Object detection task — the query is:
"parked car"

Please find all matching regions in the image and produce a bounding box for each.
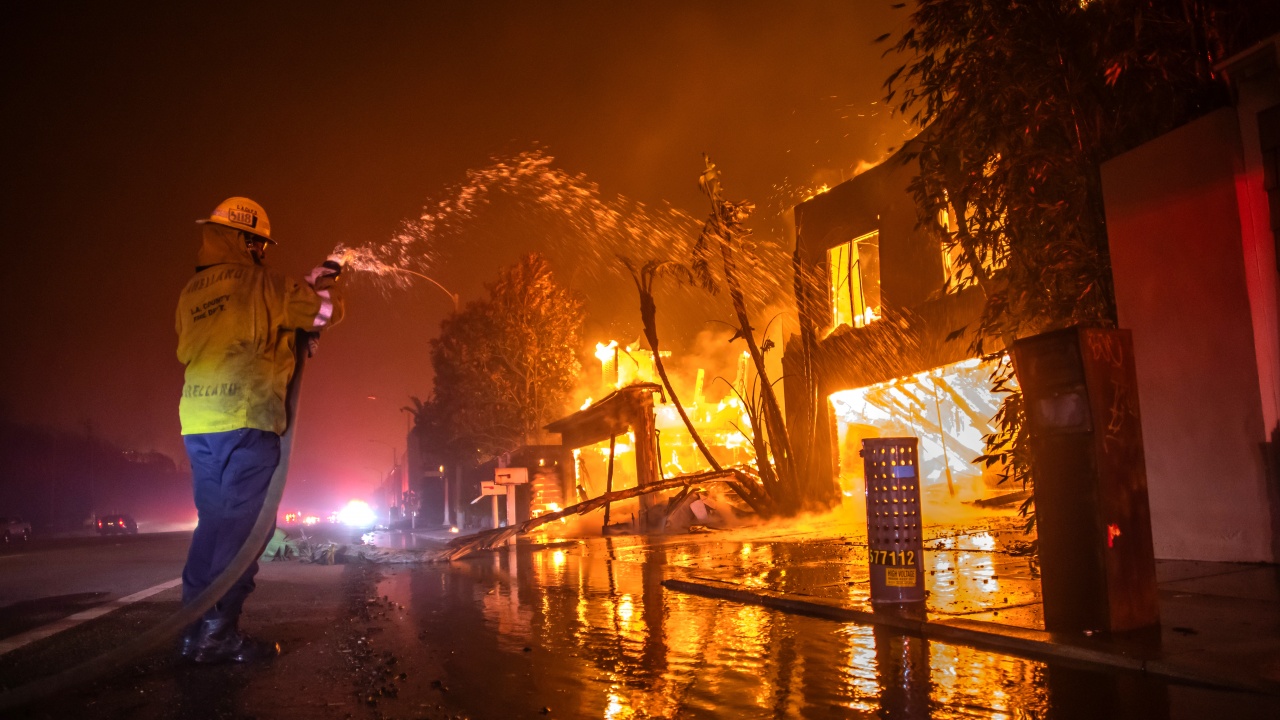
[96,514,138,536]
[1,516,32,543]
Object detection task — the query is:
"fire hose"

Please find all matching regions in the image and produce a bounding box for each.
[0,330,314,711]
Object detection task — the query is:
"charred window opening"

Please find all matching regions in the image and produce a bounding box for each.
[938,207,1006,292]
[828,230,881,329]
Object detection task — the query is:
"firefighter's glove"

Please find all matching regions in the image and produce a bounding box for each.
[307,260,343,291]
[305,331,321,358]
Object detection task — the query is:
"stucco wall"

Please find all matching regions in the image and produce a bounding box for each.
[793,144,985,393]
[1102,107,1275,562]
[794,145,944,321]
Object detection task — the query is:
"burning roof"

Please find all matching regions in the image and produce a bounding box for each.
[545,383,662,449]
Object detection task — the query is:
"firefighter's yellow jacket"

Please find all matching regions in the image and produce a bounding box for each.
[177,224,344,435]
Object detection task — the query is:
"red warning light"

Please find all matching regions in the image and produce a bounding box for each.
[1107,523,1122,548]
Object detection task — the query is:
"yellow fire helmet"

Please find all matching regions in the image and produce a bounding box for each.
[197,196,275,243]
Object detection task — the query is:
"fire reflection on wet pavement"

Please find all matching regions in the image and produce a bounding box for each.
[353,515,1280,718]
[366,529,1062,719]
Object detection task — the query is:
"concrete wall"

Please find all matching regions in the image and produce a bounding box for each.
[1225,39,1280,455]
[1103,107,1275,562]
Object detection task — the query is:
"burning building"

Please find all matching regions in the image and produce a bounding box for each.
[536,341,764,531]
[411,337,763,533]
[784,145,1014,513]
[783,33,1280,566]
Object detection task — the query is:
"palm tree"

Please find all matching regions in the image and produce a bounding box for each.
[692,156,808,514]
[618,257,722,474]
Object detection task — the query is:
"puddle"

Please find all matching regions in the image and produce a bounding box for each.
[358,533,1275,718]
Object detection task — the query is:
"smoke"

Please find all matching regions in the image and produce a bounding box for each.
[142,518,200,534]
[667,327,752,403]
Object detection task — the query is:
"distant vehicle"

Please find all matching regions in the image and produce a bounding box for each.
[97,514,138,536]
[1,517,32,543]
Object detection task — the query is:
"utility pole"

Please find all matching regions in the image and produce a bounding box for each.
[369,439,400,520]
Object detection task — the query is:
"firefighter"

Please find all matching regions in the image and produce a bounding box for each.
[176,197,344,663]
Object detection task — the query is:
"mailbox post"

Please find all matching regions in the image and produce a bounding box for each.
[494,467,529,535]
[479,479,506,529]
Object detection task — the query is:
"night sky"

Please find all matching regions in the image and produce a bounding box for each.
[2,1,908,511]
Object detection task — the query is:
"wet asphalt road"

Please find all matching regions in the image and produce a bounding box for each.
[0,532,190,639]
[2,529,1278,718]
[353,536,1279,719]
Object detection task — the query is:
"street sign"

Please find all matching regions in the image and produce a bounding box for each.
[494,467,528,485]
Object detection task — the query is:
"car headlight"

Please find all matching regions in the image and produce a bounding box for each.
[337,500,377,528]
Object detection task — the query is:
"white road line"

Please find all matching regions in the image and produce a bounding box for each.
[0,577,182,656]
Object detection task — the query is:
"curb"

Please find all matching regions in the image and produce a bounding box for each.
[661,577,1280,696]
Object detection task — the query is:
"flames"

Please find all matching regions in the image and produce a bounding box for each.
[595,340,672,390]
[594,340,618,364]
[572,340,763,497]
[856,306,881,328]
[829,357,1011,507]
[801,183,831,202]
[564,337,1004,523]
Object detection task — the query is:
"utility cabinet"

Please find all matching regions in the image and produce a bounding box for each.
[861,437,926,606]
[1011,326,1159,633]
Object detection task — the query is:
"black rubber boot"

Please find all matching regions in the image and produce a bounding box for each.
[178,620,202,660]
[190,615,280,664]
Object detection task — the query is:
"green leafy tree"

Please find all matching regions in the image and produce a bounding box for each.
[883,0,1275,524]
[430,253,584,460]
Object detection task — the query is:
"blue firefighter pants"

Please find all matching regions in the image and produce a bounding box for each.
[181,428,280,620]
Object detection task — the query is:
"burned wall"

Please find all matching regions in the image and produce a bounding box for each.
[794,149,943,334]
[792,145,986,394]
[788,145,991,501]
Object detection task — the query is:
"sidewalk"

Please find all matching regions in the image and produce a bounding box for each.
[657,519,1280,695]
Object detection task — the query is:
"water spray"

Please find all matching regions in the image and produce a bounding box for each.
[328,246,459,310]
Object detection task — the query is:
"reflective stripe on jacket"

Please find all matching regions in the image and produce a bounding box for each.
[176,224,344,435]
